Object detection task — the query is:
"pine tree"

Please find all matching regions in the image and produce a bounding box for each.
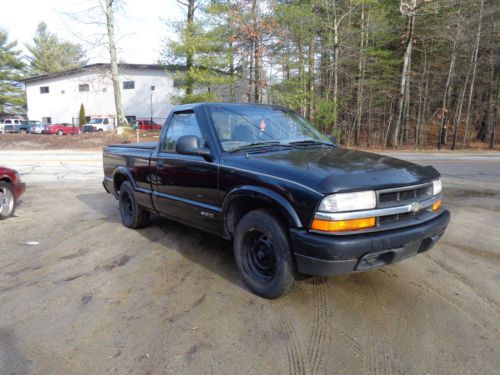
[0,29,25,114]
[79,103,86,126]
[162,0,233,103]
[25,22,86,75]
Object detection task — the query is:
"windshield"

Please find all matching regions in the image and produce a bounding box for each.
[88,118,104,124]
[208,105,331,151]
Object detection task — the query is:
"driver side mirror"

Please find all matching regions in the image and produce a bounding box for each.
[175,135,212,160]
[328,134,338,146]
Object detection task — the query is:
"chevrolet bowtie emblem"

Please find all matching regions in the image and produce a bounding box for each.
[410,201,422,214]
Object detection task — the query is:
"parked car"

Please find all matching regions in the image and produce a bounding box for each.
[0,166,26,219]
[31,122,49,134]
[103,103,450,299]
[0,119,22,133]
[136,119,162,131]
[42,123,81,135]
[83,117,114,132]
[20,120,44,134]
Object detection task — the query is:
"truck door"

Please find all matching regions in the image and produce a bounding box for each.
[151,110,221,234]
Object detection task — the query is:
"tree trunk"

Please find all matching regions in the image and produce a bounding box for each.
[392,15,414,147]
[306,33,315,120]
[185,0,195,96]
[252,0,260,104]
[463,0,484,147]
[355,3,366,145]
[438,35,458,149]
[332,2,339,130]
[105,0,127,128]
[451,64,471,150]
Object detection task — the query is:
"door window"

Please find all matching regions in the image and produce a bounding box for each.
[162,112,202,152]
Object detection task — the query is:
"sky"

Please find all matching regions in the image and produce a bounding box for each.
[0,0,186,65]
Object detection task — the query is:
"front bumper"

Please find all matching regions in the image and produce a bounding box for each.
[291,210,450,276]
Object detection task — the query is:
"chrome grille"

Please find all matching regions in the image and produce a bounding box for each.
[376,182,435,228]
[377,183,433,209]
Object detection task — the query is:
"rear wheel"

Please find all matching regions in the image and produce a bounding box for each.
[57,130,64,136]
[20,129,27,134]
[0,182,16,220]
[118,181,149,228]
[234,210,296,299]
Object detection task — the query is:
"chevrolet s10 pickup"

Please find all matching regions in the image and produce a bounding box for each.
[103,103,450,298]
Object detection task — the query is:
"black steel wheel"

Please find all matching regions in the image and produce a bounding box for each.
[118,181,150,229]
[234,209,296,299]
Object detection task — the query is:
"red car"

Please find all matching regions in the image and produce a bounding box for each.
[42,123,81,135]
[136,119,162,131]
[0,166,26,219]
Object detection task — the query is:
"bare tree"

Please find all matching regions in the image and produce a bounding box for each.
[462,0,484,147]
[105,0,127,127]
[392,0,417,147]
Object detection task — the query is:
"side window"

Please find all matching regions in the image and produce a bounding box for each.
[5,120,12,124]
[103,118,109,124]
[163,112,202,152]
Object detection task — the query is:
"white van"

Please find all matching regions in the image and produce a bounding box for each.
[0,119,22,133]
[82,117,115,133]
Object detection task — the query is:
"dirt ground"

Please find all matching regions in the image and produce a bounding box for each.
[0,132,160,150]
[0,153,499,374]
[0,132,496,152]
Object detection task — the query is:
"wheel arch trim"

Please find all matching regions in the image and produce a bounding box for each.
[222,186,303,231]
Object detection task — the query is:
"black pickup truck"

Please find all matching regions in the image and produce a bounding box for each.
[103,103,450,298]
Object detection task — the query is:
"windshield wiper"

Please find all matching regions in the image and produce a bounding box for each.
[230,141,286,153]
[287,140,336,147]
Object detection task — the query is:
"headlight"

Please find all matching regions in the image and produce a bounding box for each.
[318,191,376,212]
[432,179,442,195]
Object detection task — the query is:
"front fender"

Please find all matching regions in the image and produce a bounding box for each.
[222,186,303,229]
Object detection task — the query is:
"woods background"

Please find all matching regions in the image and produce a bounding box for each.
[1,0,498,150]
[163,0,499,149]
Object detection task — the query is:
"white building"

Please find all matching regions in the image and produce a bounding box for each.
[23,63,199,125]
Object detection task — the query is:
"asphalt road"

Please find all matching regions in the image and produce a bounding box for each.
[1,150,499,374]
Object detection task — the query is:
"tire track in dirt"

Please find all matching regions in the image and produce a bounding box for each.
[272,299,309,375]
[306,277,331,374]
[428,255,500,313]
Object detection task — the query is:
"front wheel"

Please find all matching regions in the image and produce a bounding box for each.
[234,210,296,299]
[0,182,16,220]
[118,181,149,228]
[57,130,64,136]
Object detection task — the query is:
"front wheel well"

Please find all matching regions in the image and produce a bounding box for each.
[225,197,292,239]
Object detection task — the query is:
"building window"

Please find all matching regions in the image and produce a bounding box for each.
[123,81,135,89]
[40,86,49,94]
[102,87,107,92]
[61,90,65,94]
[42,117,52,124]
[79,84,89,92]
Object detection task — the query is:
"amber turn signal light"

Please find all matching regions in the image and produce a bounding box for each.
[432,199,442,211]
[311,217,376,232]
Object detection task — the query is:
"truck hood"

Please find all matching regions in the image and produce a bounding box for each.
[223,147,440,194]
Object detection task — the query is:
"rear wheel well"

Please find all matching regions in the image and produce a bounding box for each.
[113,173,128,194]
[226,197,291,239]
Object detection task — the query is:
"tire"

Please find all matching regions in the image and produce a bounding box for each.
[0,182,16,220]
[57,130,64,136]
[234,209,296,299]
[20,129,27,134]
[118,181,149,228]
